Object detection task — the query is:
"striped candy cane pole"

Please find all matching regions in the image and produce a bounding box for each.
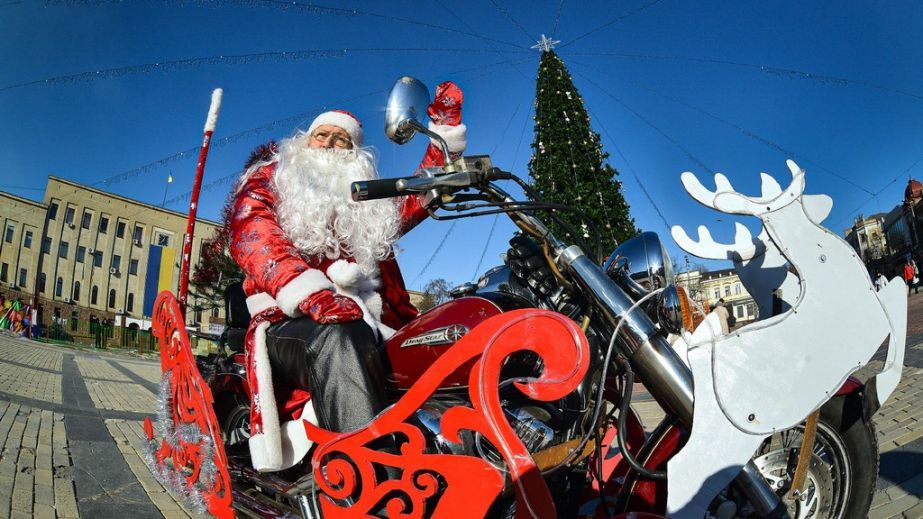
[178,88,222,315]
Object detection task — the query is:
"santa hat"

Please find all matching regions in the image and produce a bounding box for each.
[307,109,364,147]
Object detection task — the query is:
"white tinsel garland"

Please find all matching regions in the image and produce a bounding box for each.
[141,370,221,516]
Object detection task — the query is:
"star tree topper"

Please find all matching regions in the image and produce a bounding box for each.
[531,34,560,52]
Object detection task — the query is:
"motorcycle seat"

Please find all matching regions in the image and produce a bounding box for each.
[224,282,250,353]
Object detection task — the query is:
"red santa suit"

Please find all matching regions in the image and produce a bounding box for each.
[229,84,466,471]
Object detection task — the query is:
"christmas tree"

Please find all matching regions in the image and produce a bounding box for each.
[528,43,637,256]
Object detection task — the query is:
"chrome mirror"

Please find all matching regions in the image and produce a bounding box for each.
[385,76,430,145]
[604,231,675,300]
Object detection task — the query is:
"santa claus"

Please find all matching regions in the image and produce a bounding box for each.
[230,82,466,472]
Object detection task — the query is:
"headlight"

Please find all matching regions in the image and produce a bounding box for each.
[603,232,675,300]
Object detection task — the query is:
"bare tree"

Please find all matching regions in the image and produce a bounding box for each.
[417,278,452,312]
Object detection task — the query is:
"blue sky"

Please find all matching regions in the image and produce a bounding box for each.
[2,1,922,290]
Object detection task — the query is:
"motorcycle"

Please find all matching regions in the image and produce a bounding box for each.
[142,76,906,519]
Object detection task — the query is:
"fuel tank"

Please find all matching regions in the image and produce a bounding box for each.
[385,293,530,390]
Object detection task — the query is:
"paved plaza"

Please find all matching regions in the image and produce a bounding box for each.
[0,295,921,518]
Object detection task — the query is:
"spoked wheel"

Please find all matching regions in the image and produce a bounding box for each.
[751,420,847,518]
[709,395,878,518]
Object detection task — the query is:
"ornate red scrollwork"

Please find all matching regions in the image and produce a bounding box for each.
[142,291,234,518]
[305,308,590,518]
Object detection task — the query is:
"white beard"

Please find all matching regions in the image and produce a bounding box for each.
[272,137,401,276]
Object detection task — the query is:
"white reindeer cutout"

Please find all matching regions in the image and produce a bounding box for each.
[665,160,907,517]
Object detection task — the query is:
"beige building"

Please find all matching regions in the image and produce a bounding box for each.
[0,176,224,344]
[681,268,758,325]
[844,213,889,264]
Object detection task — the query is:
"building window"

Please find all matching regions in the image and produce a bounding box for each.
[64,207,75,225]
[58,241,69,259]
[133,225,143,243]
[129,259,139,275]
[736,305,744,318]
[39,273,46,293]
[0,263,7,282]
[116,221,126,238]
[81,212,91,229]
[99,216,109,234]
[724,285,731,296]
[4,224,13,243]
[211,307,220,318]
[18,268,26,287]
[735,283,741,295]
[55,277,63,297]
[194,308,202,323]
[48,203,58,220]
[93,252,102,267]
[71,310,79,332]
[41,237,51,254]
[108,289,116,308]
[76,246,86,263]
[155,232,170,247]
[23,231,32,248]
[747,303,755,317]
[127,293,134,313]
[112,255,121,271]
[91,286,98,305]
[714,288,720,300]
[73,281,81,302]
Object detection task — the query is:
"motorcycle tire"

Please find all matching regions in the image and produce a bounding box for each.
[820,393,878,518]
[214,392,250,446]
[744,394,878,519]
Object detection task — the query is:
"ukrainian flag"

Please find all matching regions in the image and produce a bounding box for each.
[143,245,175,317]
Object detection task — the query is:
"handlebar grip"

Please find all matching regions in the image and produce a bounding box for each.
[351,179,406,201]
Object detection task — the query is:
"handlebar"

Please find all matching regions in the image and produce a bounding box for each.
[350,167,512,202]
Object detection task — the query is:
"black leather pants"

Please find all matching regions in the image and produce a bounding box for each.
[264,317,388,433]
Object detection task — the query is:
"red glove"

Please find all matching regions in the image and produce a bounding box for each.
[298,290,363,324]
[428,81,463,126]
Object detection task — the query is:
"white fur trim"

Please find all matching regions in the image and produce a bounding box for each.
[204,88,223,132]
[248,433,275,472]
[246,292,277,316]
[275,269,333,317]
[278,402,318,470]
[249,321,282,471]
[428,122,467,153]
[363,292,383,321]
[326,260,364,289]
[308,111,363,147]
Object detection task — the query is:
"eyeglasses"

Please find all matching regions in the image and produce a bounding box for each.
[310,130,352,149]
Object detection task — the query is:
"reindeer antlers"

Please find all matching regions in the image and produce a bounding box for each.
[680,160,806,216]
[672,223,761,261]
[673,160,809,260]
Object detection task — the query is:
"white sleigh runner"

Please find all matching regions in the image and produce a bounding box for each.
[666,160,907,517]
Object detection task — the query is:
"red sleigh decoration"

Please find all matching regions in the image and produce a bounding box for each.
[304,308,590,518]
[144,290,592,518]
[143,291,234,518]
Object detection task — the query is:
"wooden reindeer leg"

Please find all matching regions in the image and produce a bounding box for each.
[786,410,820,501]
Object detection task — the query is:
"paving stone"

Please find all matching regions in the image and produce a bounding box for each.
[869,494,920,518]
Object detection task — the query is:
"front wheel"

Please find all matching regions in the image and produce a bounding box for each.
[712,395,878,518]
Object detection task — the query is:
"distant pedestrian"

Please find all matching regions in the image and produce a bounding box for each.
[903,261,918,295]
[875,272,888,291]
[712,298,730,335]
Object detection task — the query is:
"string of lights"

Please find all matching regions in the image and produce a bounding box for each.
[551,0,565,38]
[487,0,535,40]
[1,47,529,93]
[557,0,665,50]
[571,69,714,174]
[599,70,877,196]
[560,50,923,103]
[44,0,527,49]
